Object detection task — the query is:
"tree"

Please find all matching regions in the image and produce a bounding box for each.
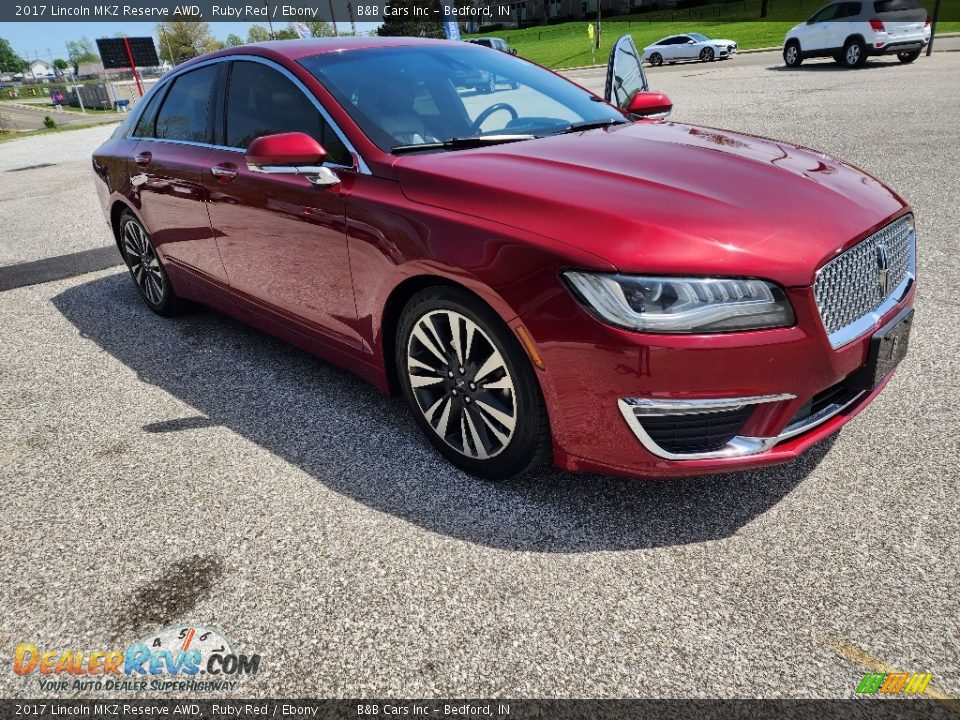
[0,37,25,73]
[224,33,245,47]
[156,22,219,64]
[247,25,271,43]
[65,37,99,73]
[377,0,444,38]
[275,25,300,40]
[53,58,69,74]
[306,21,336,37]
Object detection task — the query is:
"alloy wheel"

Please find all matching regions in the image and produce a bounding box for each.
[122,219,165,306]
[846,44,860,65]
[701,47,714,62]
[785,45,798,65]
[650,53,663,66]
[406,309,517,459]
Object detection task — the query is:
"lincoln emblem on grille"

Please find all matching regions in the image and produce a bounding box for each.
[876,243,891,297]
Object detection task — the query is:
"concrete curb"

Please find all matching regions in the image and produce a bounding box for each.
[559,32,960,71]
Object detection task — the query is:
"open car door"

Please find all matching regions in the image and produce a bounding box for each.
[604,34,673,119]
[605,35,649,110]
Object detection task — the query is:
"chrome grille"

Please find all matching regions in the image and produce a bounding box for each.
[814,215,915,348]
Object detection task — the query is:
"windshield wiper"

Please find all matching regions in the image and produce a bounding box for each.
[392,134,538,154]
[559,119,628,134]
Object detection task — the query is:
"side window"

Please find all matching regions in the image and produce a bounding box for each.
[810,3,840,21]
[132,85,166,138]
[225,61,352,166]
[838,2,862,17]
[154,65,217,143]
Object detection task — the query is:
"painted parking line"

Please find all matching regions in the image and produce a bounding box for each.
[0,246,123,292]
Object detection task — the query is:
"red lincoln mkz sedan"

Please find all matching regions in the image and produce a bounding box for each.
[92,36,915,480]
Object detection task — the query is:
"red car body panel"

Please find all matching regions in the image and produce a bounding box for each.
[92,38,915,478]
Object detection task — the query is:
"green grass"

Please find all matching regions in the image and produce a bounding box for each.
[466,0,960,69]
[0,122,108,143]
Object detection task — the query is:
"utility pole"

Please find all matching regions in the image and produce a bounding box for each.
[926,0,941,56]
[347,2,357,35]
[265,3,276,39]
[595,0,601,52]
[328,0,340,36]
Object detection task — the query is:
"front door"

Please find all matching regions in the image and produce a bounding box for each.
[203,59,360,347]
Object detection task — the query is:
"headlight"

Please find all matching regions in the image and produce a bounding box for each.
[561,272,795,333]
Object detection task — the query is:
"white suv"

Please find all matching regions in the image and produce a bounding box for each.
[784,0,930,68]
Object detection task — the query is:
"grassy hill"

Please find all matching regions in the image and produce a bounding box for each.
[465,0,958,69]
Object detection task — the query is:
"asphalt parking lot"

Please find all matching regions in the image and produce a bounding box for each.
[1,45,958,699]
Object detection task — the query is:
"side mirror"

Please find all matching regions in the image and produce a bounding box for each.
[604,34,650,110]
[687,39,696,44]
[626,91,673,119]
[245,131,339,187]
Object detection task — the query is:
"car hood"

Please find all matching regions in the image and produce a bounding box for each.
[709,39,736,46]
[393,121,907,287]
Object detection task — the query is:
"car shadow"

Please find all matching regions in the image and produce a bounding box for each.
[53,273,837,553]
[767,58,908,71]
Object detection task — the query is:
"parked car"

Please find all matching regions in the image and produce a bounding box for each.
[92,36,915,480]
[641,33,738,66]
[468,37,518,55]
[450,65,495,94]
[784,0,930,68]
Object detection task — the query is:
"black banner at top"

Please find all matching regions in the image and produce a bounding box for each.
[2,0,957,24]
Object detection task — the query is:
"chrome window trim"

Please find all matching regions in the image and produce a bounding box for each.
[126,54,370,175]
[816,221,916,350]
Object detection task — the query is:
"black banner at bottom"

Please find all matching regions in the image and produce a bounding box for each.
[3,699,960,720]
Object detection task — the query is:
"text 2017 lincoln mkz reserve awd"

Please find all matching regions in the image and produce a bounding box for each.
[91,36,915,480]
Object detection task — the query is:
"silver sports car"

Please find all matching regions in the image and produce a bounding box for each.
[641,33,738,66]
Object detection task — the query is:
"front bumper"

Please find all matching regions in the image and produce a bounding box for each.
[517,265,915,479]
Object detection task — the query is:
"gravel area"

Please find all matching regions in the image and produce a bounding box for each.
[0,48,957,699]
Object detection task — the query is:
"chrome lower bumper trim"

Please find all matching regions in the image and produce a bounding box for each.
[619,387,861,461]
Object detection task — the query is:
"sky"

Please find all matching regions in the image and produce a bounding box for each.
[0,22,380,62]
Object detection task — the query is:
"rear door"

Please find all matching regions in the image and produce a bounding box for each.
[130,63,227,282]
[203,58,361,346]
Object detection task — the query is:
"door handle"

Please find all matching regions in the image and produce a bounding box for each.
[134,151,152,167]
[210,163,238,183]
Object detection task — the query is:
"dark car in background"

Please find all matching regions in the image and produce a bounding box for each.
[468,37,518,55]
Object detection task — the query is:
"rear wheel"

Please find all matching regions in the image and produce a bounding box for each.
[700,47,715,62]
[898,49,921,63]
[842,37,868,67]
[649,52,663,66]
[118,211,188,317]
[784,41,803,67]
[396,288,549,480]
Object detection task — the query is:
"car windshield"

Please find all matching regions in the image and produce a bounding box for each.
[689,33,710,41]
[299,45,624,153]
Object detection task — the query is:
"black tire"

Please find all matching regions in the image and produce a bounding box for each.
[898,49,921,63]
[649,52,663,66]
[700,47,715,62]
[118,211,188,317]
[784,40,803,67]
[396,287,550,480]
[842,37,868,67]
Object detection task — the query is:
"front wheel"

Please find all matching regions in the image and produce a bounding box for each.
[396,288,550,480]
[649,52,663,66]
[898,49,921,63]
[784,41,803,67]
[118,211,188,317]
[700,47,715,62]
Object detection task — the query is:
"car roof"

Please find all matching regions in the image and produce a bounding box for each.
[178,36,471,69]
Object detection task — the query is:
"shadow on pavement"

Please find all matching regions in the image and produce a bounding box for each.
[54,273,836,553]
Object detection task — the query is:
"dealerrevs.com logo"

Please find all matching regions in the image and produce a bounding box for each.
[13,625,261,692]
